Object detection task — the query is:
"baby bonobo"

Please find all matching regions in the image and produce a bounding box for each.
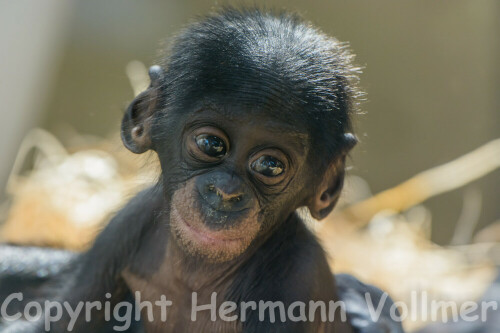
[0,8,404,333]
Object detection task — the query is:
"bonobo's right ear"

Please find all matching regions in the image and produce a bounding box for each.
[121,65,164,154]
[307,133,358,220]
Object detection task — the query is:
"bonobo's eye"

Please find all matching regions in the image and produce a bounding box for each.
[187,126,229,162]
[249,149,288,185]
[251,156,284,177]
[195,134,226,158]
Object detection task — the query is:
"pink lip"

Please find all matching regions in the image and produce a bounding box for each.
[175,208,242,244]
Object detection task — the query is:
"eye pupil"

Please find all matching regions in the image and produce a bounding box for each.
[251,156,284,177]
[195,134,226,157]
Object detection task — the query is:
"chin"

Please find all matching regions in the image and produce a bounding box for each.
[169,181,261,263]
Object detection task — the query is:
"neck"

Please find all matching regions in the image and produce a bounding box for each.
[165,235,247,290]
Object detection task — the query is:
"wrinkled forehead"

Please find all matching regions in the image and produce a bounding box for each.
[180,102,310,152]
[194,101,308,131]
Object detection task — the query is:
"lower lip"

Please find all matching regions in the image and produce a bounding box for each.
[175,207,242,245]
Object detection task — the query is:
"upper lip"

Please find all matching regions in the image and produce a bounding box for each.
[196,191,250,225]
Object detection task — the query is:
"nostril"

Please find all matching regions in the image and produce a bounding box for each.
[203,180,245,205]
[209,186,243,203]
[228,195,242,203]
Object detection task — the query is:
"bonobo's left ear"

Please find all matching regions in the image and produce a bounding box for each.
[308,133,357,220]
[121,65,164,154]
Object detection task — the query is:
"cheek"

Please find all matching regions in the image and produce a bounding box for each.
[169,179,261,262]
[260,186,306,221]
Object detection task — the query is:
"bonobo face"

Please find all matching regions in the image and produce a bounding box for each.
[159,106,311,262]
[121,11,358,262]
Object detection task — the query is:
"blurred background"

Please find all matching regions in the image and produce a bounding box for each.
[0,0,499,331]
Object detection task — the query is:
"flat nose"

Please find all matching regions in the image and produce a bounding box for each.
[196,172,250,212]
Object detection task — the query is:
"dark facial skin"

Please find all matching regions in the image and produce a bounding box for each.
[161,106,312,262]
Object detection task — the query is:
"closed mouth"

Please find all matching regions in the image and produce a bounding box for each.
[172,205,243,245]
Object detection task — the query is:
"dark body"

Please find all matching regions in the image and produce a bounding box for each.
[0,8,405,333]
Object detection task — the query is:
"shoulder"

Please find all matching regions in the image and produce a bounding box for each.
[233,213,335,301]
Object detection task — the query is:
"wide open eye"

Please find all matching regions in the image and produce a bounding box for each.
[251,155,285,177]
[195,134,227,158]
